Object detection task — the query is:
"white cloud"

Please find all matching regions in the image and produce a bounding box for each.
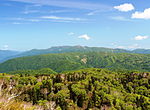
[48,10,72,14]
[116,46,126,49]
[68,32,75,36]
[12,22,22,24]
[78,34,91,40]
[116,44,140,49]
[128,44,140,49]
[11,17,41,22]
[132,8,150,19]
[23,10,39,14]
[134,35,149,40]
[110,16,130,21]
[111,42,117,46]
[41,16,86,21]
[10,0,111,10]
[22,9,71,14]
[87,10,100,16]
[114,3,134,12]
[8,16,85,24]
[87,11,96,16]
[2,45,9,50]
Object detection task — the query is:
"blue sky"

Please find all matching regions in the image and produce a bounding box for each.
[1,0,150,50]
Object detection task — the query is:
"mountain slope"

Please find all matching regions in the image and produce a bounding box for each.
[132,49,150,54]
[14,46,150,57]
[0,46,131,62]
[0,50,20,62]
[1,52,150,73]
[2,46,150,63]
[11,46,131,57]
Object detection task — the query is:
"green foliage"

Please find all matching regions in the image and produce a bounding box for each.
[8,68,57,75]
[0,68,150,110]
[2,52,150,73]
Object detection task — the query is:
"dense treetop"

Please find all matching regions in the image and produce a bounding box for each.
[0,68,149,110]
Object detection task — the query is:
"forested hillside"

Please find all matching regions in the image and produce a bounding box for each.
[0,68,149,110]
[0,46,129,62]
[1,46,150,63]
[1,52,150,73]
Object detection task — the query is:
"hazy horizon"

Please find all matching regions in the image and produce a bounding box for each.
[1,45,150,52]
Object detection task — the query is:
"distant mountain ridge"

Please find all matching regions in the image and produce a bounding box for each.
[132,49,150,54]
[16,46,130,56]
[0,50,20,62]
[1,46,150,63]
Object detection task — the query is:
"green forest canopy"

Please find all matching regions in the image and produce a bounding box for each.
[0,68,149,110]
[1,52,150,73]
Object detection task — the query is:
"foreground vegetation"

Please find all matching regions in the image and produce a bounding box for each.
[0,68,149,110]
